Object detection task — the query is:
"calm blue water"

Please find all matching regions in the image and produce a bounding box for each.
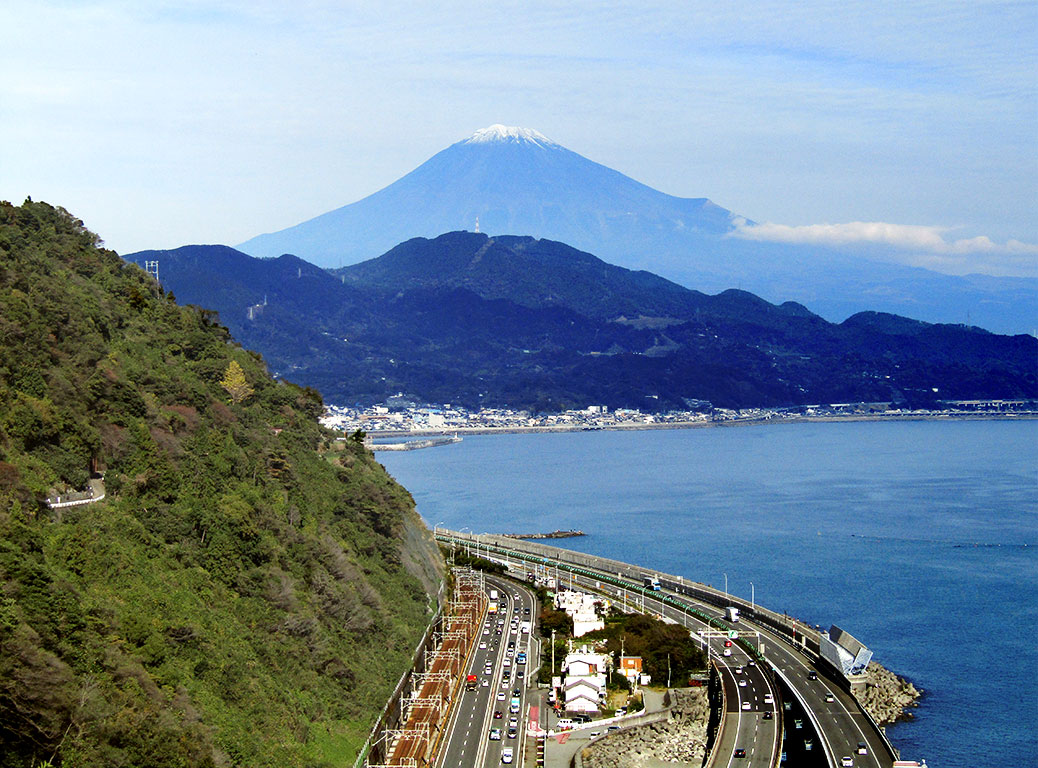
[379,420,1037,768]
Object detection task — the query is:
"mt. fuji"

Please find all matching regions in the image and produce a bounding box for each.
[236,126,1035,333]
[239,123,738,269]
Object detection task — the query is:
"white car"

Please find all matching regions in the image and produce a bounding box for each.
[841,758,854,767]
[741,701,751,710]
[497,692,506,700]
[501,747,514,764]
[738,679,747,687]
[489,728,501,740]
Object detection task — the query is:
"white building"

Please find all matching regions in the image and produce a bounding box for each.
[563,645,608,713]
[555,590,605,637]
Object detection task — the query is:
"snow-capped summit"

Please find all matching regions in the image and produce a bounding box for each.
[464,124,558,148]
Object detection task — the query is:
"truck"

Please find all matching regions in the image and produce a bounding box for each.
[488,602,498,613]
[465,674,478,691]
[489,589,499,601]
[643,575,661,591]
[519,620,531,634]
[724,606,740,623]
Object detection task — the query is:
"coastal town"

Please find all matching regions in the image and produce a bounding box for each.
[321,397,1037,438]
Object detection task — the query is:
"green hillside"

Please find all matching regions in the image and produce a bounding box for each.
[0,200,442,767]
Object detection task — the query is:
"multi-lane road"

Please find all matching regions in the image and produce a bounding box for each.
[435,575,540,768]
[439,531,898,768]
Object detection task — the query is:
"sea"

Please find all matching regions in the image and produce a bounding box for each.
[378,419,1037,768]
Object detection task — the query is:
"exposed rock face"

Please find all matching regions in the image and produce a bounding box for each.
[581,688,709,768]
[854,662,922,725]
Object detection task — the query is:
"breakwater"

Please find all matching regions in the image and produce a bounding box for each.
[369,435,461,451]
[499,529,585,540]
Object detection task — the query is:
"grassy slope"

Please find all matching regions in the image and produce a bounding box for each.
[0,200,441,767]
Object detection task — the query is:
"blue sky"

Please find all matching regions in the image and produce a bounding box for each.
[3,1,1036,275]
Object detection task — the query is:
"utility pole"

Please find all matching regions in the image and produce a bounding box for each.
[551,629,556,683]
[750,582,755,613]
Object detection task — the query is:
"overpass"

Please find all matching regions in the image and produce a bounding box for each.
[437,529,906,768]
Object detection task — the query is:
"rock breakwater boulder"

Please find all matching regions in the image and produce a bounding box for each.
[581,688,709,768]
[854,661,922,724]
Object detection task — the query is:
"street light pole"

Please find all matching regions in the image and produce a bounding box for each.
[750,582,755,613]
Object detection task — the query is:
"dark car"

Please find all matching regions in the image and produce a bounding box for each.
[494,710,503,719]
[763,711,773,720]
[734,749,746,758]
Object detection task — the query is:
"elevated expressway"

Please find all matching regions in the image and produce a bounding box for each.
[434,574,540,768]
[437,530,899,768]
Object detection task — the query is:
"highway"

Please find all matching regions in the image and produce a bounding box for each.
[435,575,540,768]
[441,531,898,768]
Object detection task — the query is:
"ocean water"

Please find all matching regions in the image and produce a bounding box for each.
[379,420,1037,768]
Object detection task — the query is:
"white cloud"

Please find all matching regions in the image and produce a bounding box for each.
[731,219,1038,276]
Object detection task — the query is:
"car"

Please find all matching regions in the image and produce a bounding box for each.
[724,640,733,647]
[741,701,750,710]
[517,670,525,679]
[857,742,868,755]
[735,667,743,674]
[841,758,854,767]
[763,693,773,704]
[481,679,489,687]
[494,710,503,719]
[763,710,773,720]
[807,670,818,680]
[507,727,517,739]
[723,648,732,657]
[825,692,835,702]
[513,688,522,697]
[501,747,514,764]
[734,749,746,758]
[589,730,601,737]
[509,716,518,727]
[497,692,506,700]
[794,719,803,729]
[489,728,501,740]
[479,641,487,649]
[738,679,747,687]
[748,660,756,667]
[607,725,620,731]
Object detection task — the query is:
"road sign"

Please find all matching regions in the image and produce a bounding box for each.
[728,631,738,639]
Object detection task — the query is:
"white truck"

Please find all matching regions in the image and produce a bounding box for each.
[724,606,740,623]
[489,589,499,601]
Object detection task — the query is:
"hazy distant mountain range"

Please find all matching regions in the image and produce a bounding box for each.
[126,233,1036,411]
[236,125,1035,335]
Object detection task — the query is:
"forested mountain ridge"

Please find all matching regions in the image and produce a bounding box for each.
[0,200,441,767]
[129,233,1037,412]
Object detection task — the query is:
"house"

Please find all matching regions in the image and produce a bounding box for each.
[563,645,609,713]
[555,590,605,637]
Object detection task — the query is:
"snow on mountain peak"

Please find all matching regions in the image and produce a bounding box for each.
[464,124,558,147]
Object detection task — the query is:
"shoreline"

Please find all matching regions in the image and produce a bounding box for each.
[364,411,1036,439]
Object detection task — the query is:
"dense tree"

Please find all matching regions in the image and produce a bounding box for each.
[0,200,442,767]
